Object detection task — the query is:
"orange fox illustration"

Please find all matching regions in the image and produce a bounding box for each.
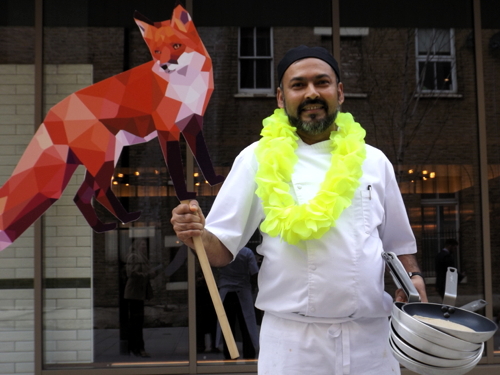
[0,5,224,251]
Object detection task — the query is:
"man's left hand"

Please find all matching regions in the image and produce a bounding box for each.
[395,275,428,303]
[396,254,428,303]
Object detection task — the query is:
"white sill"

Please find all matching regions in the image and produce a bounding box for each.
[234,92,369,99]
[345,93,368,98]
[414,93,463,99]
[234,92,276,98]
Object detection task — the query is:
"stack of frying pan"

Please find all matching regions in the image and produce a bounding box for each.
[382,252,498,375]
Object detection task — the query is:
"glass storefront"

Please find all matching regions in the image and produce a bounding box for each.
[483,0,500,357]
[0,0,499,374]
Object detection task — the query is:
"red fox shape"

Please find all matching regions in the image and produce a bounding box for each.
[0,5,223,251]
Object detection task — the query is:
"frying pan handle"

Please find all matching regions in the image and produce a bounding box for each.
[443,267,458,306]
[460,299,487,312]
[381,252,421,303]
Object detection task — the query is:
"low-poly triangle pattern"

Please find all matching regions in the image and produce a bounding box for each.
[0,5,224,251]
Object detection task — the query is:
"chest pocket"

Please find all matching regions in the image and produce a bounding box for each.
[360,185,373,234]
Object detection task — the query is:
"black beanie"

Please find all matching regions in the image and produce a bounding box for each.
[277,45,340,84]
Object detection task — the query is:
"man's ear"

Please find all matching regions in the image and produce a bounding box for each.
[277,87,285,108]
[337,82,345,106]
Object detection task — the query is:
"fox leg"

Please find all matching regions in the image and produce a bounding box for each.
[74,172,118,232]
[69,124,141,230]
[157,133,197,201]
[74,163,142,232]
[92,164,142,225]
[181,114,224,186]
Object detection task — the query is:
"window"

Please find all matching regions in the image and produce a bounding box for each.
[415,29,457,93]
[238,27,273,93]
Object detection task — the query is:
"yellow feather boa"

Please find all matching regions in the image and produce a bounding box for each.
[255,108,367,245]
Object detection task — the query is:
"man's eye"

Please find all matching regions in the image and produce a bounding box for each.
[154,50,161,54]
[173,43,182,50]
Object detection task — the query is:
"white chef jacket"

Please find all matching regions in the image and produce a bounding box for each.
[206,138,416,322]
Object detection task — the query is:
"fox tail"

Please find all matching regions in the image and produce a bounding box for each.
[0,123,77,251]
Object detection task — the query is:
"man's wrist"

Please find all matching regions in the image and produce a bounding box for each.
[408,271,425,282]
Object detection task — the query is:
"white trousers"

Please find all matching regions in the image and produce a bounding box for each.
[258,312,401,375]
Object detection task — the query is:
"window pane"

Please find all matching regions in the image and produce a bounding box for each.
[240,27,254,56]
[240,59,255,88]
[255,59,271,88]
[418,29,434,55]
[418,61,436,90]
[434,29,451,55]
[256,27,271,56]
[39,7,199,368]
[436,61,452,90]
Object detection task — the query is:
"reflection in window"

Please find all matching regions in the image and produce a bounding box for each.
[420,200,459,279]
[92,228,190,365]
[239,27,273,93]
[416,29,457,92]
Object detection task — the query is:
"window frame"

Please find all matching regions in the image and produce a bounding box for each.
[415,28,457,94]
[238,27,274,94]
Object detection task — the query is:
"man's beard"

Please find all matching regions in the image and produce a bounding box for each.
[285,98,339,135]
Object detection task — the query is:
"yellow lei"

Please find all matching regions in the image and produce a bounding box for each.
[255,108,367,245]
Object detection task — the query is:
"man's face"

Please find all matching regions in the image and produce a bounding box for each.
[277,58,344,139]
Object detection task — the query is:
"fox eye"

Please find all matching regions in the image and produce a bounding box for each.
[173,43,181,50]
[154,50,161,54]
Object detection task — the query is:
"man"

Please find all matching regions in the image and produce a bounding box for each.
[171,45,427,374]
[435,238,465,299]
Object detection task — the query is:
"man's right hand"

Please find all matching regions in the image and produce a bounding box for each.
[171,200,234,267]
[171,200,206,250]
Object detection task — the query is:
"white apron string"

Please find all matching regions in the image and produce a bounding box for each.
[327,322,351,374]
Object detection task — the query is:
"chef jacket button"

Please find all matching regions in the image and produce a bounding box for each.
[310,307,316,313]
[310,265,316,270]
[297,185,302,189]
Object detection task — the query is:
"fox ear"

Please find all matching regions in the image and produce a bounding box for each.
[134,11,154,36]
[171,4,194,33]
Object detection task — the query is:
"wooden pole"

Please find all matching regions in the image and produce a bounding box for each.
[181,201,239,359]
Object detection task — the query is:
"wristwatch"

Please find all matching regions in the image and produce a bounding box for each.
[408,271,425,282]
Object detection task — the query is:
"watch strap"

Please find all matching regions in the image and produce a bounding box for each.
[408,271,424,282]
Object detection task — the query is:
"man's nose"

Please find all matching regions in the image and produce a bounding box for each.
[305,83,319,99]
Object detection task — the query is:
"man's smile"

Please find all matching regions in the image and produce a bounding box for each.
[301,105,324,113]
[298,100,328,117]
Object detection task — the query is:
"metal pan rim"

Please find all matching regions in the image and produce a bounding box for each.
[390,326,482,368]
[401,302,497,343]
[389,335,483,375]
[392,302,481,352]
[390,317,480,360]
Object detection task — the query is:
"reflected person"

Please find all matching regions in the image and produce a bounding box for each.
[124,238,161,357]
[216,246,259,359]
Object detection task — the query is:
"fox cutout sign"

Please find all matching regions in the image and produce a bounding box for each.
[0,5,224,251]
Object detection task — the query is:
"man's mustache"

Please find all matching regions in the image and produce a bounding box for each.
[298,99,328,113]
